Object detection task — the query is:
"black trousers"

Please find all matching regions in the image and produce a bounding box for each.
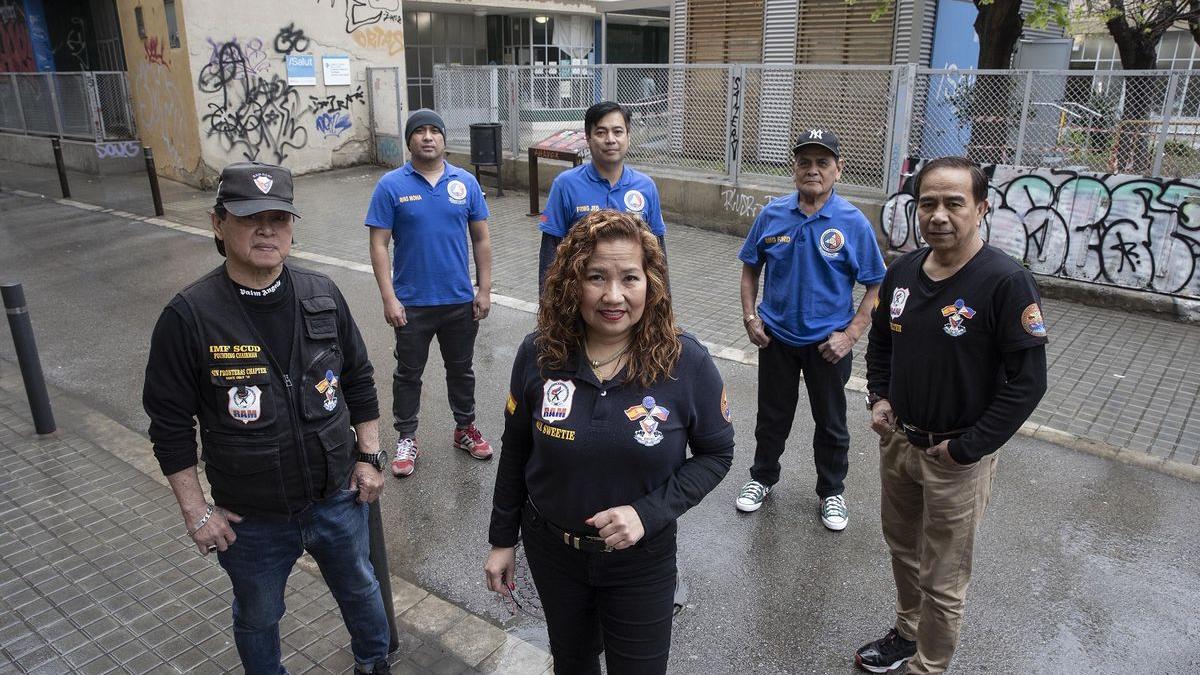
[749,328,852,498]
[521,507,677,675]
[538,232,668,295]
[391,302,477,437]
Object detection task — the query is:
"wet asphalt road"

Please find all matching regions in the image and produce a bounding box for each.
[1,193,1198,674]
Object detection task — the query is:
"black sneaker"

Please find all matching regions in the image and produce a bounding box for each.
[855,627,916,673]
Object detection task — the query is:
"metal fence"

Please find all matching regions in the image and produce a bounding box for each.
[420,64,1200,193]
[0,72,136,141]
[905,68,1200,180]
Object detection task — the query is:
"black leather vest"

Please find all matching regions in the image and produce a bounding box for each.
[176,265,355,516]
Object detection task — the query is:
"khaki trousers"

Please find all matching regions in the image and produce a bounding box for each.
[879,431,998,675]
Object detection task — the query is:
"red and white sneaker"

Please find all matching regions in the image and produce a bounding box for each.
[391,437,418,477]
[453,424,492,460]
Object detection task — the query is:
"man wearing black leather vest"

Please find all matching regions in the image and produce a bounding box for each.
[143,162,392,675]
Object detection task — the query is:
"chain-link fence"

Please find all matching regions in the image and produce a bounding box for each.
[0,71,135,141]
[406,65,1200,194]
[908,68,1200,179]
[739,65,896,190]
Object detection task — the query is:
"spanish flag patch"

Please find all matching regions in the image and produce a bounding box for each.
[505,392,517,415]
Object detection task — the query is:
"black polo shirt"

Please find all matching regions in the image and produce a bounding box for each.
[489,332,735,547]
[865,245,1048,464]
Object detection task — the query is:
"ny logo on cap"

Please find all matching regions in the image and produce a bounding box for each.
[252,173,273,194]
[808,129,824,139]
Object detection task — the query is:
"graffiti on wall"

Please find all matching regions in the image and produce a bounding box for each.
[881,163,1200,298]
[0,0,35,72]
[318,0,401,34]
[205,37,270,76]
[721,187,778,220]
[95,140,141,158]
[273,23,309,55]
[199,40,309,163]
[308,86,364,114]
[143,36,169,68]
[377,135,403,166]
[351,26,404,55]
[131,62,192,171]
[316,111,351,138]
[54,16,88,70]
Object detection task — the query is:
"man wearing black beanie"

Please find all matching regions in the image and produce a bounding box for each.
[366,108,495,477]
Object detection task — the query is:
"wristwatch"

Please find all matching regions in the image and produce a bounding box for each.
[865,392,885,411]
[356,450,386,471]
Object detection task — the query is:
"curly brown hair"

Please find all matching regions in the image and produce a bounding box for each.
[536,210,681,387]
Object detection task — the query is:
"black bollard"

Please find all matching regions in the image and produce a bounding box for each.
[143,146,164,216]
[368,500,400,653]
[51,138,70,199]
[2,283,56,435]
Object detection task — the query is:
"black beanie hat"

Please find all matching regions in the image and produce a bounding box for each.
[405,108,446,143]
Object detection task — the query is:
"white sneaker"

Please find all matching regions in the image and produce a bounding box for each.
[820,494,848,531]
[736,480,770,512]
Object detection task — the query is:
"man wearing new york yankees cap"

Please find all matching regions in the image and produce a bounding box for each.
[143,161,392,674]
[734,129,886,531]
[366,108,495,478]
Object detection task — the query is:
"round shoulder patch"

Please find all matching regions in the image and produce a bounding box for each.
[1021,303,1047,337]
[819,228,845,256]
[447,179,468,201]
[623,189,646,212]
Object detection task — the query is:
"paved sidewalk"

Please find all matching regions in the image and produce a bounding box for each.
[2,161,1197,471]
[0,373,478,674]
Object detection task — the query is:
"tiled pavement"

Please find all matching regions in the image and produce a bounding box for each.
[2,161,1197,469]
[0,390,478,674]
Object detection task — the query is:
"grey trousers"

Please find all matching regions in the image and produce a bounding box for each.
[392,302,478,437]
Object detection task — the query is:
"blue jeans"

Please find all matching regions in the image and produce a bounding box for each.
[217,489,389,675]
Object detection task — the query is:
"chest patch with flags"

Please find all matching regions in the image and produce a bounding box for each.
[228,385,263,423]
[625,396,670,447]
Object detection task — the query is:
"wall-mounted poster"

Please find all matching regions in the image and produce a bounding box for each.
[287,54,316,86]
[323,55,352,86]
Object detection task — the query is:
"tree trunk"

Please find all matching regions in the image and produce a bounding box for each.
[974,0,1024,69]
[967,0,1024,164]
[1106,15,1166,173]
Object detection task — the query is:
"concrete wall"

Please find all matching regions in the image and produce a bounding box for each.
[115,0,206,185]
[0,133,144,174]
[178,1,408,186]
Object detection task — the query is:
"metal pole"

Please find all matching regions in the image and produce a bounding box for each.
[51,138,70,198]
[144,147,164,216]
[1013,70,1035,166]
[2,283,56,435]
[367,500,400,653]
[1151,72,1180,177]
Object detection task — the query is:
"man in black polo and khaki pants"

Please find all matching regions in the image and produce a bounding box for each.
[858,156,1048,674]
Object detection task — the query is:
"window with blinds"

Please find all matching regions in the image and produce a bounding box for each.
[685,0,764,64]
[796,0,895,65]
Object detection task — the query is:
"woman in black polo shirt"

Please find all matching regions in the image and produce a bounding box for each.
[484,210,735,674]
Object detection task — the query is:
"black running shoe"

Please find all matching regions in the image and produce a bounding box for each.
[855,627,917,673]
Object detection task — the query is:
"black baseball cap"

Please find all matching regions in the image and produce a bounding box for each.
[792,128,840,158]
[215,161,301,218]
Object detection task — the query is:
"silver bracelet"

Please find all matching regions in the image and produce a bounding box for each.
[187,503,216,537]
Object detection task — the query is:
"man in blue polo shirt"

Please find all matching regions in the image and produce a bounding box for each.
[734,128,885,531]
[366,108,494,478]
[537,100,667,291]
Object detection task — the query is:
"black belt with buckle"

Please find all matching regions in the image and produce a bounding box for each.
[899,421,968,449]
[525,500,613,553]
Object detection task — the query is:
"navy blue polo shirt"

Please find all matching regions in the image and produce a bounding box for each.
[540,163,666,236]
[489,332,735,547]
[364,161,488,306]
[739,190,886,347]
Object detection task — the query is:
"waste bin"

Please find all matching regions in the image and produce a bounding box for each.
[470,122,503,166]
[469,122,503,196]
